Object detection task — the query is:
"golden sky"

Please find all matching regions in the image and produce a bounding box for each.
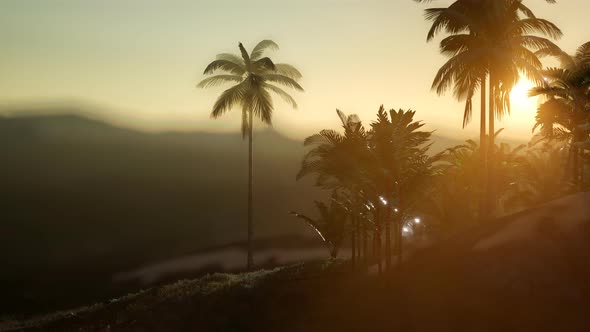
[1,0,588,141]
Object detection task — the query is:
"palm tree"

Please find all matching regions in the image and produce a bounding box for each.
[529,42,590,187]
[365,106,396,270]
[297,110,370,269]
[504,143,571,208]
[415,0,557,157]
[368,106,440,268]
[425,139,482,231]
[426,132,528,227]
[289,191,348,259]
[486,131,528,213]
[198,40,303,270]
[419,0,561,217]
[388,111,441,266]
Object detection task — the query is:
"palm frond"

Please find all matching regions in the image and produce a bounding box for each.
[274,64,303,79]
[197,75,243,88]
[216,53,245,66]
[203,60,245,75]
[243,82,274,124]
[262,74,304,91]
[250,40,279,61]
[253,57,276,72]
[263,83,298,108]
[238,42,251,70]
[210,81,247,119]
[508,18,562,40]
[303,129,343,146]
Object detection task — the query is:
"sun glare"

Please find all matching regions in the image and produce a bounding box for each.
[510,79,537,110]
[505,78,539,129]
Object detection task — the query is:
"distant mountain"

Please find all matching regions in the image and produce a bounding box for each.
[0,112,325,271]
[0,108,460,265]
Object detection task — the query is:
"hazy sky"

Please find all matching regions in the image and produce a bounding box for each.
[1,0,588,141]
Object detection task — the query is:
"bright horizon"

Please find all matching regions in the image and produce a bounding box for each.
[1,0,588,142]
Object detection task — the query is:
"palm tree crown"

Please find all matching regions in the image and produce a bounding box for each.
[426,0,562,125]
[198,40,304,137]
[529,42,590,139]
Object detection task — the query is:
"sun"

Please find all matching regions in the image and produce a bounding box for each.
[500,78,540,133]
[510,79,537,110]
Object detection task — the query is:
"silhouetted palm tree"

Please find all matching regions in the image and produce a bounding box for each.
[299,107,439,270]
[419,0,561,217]
[504,143,571,208]
[487,131,528,213]
[289,191,348,259]
[198,40,303,270]
[365,106,397,271]
[425,139,482,230]
[368,106,440,268]
[297,110,370,268]
[529,42,590,187]
[426,131,529,232]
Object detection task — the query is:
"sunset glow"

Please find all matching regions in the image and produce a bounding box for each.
[1,1,589,330]
[1,1,588,141]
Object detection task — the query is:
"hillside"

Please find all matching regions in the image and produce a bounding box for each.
[3,192,590,331]
[0,110,321,315]
[0,108,461,316]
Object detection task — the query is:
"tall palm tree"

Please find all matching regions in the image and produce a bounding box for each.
[366,106,396,270]
[529,42,590,187]
[368,106,439,268]
[198,40,303,270]
[297,110,370,269]
[415,0,557,128]
[419,0,561,217]
[387,109,441,266]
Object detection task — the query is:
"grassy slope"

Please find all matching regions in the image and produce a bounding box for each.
[5,193,590,332]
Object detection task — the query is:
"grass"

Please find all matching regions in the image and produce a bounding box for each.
[5,197,590,331]
[1,261,348,332]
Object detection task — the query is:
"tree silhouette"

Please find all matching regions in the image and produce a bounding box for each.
[198,40,303,270]
[290,191,348,259]
[299,106,440,271]
[504,143,572,208]
[419,0,561,217]
[297,110,370,269]
[529,41,590,187]
[367,106,440,269]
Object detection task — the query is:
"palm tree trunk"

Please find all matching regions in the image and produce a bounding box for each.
[573,146,579,188]
[479,74,487,222]
[564,144,575,183]
[362,220,368,269]
[359,219,363,264]
[395,185,402,268]
[396,216,403,268]
[351,214,356,270]
[247,110,254,271]
[356,198,361,263]
[385,203,392,271]
[376,205,382,274]
[373,222,378,270]
[487,76,496,217]
[580,149,585,190]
